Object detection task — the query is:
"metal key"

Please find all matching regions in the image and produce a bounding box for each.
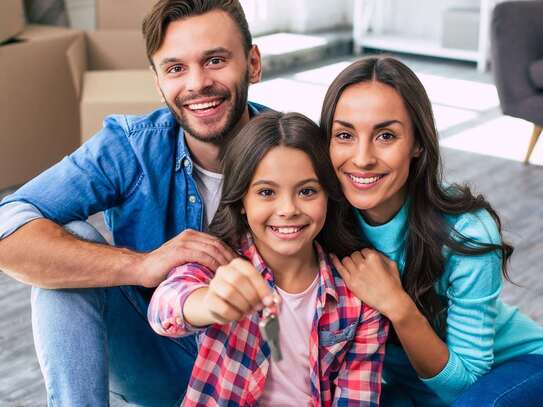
[259,300,283,362]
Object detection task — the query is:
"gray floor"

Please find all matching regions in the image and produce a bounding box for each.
[1,54,542,406]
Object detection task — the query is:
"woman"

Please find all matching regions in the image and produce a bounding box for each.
[320,56,543,406]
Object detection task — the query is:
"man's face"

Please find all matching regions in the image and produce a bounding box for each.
[152,10,261,145]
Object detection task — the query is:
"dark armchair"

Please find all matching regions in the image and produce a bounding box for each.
[491,0,543,164]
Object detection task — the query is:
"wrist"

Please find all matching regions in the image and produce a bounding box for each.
[385,292,419,325]
[118,249,146,286]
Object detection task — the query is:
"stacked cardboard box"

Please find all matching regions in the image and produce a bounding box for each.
[0,1,85,188]
[79,0,162,142]
[0,0,25,43]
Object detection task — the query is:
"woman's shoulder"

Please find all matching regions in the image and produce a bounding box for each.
[443,208,502,246]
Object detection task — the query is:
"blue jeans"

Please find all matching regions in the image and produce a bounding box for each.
[452,354,543,407]
[31,221,198,407]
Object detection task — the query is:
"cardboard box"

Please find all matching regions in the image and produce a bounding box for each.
[86,30,149,70]
[96,0,154,30]
[0,0,25,44]
[81,70,162,142]
[0,25,84,189]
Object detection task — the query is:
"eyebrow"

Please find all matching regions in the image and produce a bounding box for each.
[333,119,403,130]
[159,47,232,67]
[251,178,320,188]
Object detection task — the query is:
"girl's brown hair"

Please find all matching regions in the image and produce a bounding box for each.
[209,111,363,259]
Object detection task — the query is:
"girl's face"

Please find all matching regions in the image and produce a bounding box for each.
[242,146,327,263]
[330,81,420,225]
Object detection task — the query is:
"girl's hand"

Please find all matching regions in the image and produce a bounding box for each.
[331,249,409,318]
[204,258,274,324]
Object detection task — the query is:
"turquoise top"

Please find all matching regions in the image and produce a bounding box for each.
[356,201,543,406]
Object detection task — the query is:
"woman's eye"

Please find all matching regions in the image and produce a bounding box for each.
[257,189,274,197]
[377,132,396,142]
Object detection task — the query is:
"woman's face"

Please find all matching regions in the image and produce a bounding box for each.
[329,81,420,225]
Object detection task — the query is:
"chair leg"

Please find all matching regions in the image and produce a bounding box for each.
[524,124,543,164]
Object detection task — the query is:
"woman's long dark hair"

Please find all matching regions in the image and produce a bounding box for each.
[210,111,364,259]
[320,56,514,338]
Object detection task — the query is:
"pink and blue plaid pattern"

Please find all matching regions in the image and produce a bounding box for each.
[148,234,389,406]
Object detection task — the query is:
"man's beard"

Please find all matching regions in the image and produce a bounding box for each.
[165,69,249,146]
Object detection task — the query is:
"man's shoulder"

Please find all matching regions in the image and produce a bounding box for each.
[103,106,179,137]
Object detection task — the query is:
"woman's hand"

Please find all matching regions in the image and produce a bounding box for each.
[203,258,275,325]
[331,249,410,319]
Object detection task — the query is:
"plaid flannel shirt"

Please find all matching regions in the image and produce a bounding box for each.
[148,234,389,406]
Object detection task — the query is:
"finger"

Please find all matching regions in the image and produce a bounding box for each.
[178,240,233,266]
[176,230,237,264]
[330,253,350,280]
[341,255,357,273]
[220,268,263,310]
[209,276,254,314]
[351,251,364,265]
[177,249,222,271]
[231,258,273,304]
[207,294,244,324]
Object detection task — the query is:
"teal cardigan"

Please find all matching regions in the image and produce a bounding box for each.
[356,201,543,406]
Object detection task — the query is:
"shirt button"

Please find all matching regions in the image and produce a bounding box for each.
[189,195,197,204]
[183,159,190,167]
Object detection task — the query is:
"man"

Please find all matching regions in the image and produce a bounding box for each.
[0,0,265,405]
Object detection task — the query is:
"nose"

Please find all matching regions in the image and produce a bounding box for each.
[277,194,299,217]
[352,139,377,168]
[186,68,213,93]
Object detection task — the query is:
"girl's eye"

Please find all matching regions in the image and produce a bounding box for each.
[377,132,396,142]
[299,187,317,197]
[335,132,353,141]
[257,188,274,197]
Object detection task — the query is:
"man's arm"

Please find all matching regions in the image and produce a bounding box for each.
[0,218,236,289]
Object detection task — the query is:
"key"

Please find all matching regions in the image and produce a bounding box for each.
[259,300,283,362]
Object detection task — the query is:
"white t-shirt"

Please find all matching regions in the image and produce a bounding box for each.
[258,274,320,407]
[192,162,223,228]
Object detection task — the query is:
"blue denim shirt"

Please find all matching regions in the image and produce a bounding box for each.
[0,103,266,253]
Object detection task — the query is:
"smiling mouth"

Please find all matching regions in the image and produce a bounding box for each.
[347,173,385,186]
[184,98,225,113]
[268,225,307,235]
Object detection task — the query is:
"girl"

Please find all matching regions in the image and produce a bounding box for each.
[148,111,388,406]
[321,56,543,406]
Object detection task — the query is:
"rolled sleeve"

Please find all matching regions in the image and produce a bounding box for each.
[0,202,43,239]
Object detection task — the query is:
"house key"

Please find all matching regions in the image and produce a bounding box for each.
[259,297,282,362]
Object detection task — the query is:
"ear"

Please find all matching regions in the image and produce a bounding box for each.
[150,65,166,103]
[248,45,262,84]
[412,145,423,158]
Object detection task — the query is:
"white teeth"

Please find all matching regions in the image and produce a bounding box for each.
[270,226,302,234]
[349,174,382,184]
[187,100,221,110]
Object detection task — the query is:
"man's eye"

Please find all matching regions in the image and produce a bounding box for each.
[257,189,274,197]
[167,65,184,74]
[207,57,224,66]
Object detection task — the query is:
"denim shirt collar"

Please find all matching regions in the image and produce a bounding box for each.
[175,102,264,174]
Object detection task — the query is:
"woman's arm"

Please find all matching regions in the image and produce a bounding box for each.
[332,251,449,378]
[333,210,504,404]
[334,305,389,406]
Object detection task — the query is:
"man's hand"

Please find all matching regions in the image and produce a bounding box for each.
[202,258,274,325]
[135,229,237,288]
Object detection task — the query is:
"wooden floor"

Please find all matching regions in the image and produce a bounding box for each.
[1,55,542,406]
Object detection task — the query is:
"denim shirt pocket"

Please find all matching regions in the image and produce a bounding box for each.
[318,322,357,377]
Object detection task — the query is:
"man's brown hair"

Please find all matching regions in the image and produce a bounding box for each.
[142,0,252,67]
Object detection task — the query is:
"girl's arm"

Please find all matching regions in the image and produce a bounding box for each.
[148,258,274,337]
[333,210,503,404]
[147,263,214,337]
[334,305,389,406]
